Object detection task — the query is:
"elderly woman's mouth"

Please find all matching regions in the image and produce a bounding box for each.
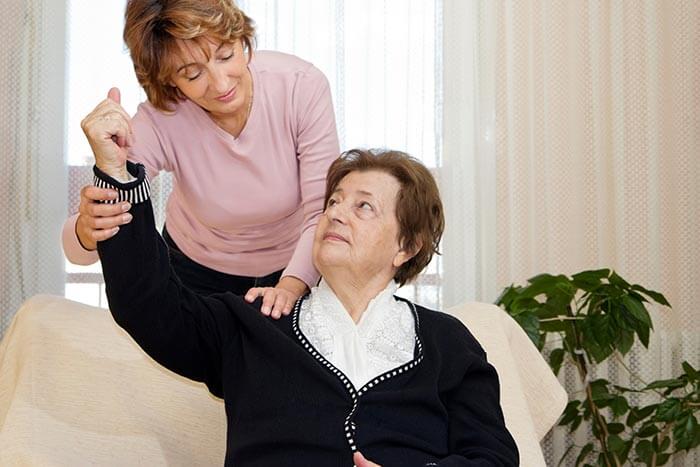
[323,232,348,243]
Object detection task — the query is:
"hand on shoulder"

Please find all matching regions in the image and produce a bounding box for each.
[244,276,308,319]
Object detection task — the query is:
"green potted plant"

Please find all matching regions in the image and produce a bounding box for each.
[496,269,699,466]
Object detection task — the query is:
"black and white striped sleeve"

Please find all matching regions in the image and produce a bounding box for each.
[93,161,151,205]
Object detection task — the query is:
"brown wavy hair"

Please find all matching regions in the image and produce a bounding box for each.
[123,0,255,111]
[324,149,445,286]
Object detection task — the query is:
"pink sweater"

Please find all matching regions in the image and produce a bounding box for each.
[62,51,340,287]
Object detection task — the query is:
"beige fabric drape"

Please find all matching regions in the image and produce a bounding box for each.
[0,0,67,338]
[442,1,699,465]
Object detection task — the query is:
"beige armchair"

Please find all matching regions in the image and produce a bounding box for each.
[0,295,566,466]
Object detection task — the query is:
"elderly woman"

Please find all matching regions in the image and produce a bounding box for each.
[95,149,519,466]
[63,0,339,317]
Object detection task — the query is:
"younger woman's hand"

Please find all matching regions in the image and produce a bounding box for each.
[75,185,132,250]
[244,276,308,319]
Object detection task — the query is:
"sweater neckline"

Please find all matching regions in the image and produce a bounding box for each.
[290,293,424,453]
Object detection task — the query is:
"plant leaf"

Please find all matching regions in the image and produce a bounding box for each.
[631,284,671,307]
[494,285,518,307]
[610,396,630,418]
[673,413,698,451]
[571,414,583,432]
[636,423,659,438]
[509,297,541,316]
[559,400,580,426]
[575,442,594,466]
[654,399,681,422]
[655,452,670,466]
[634,439,653,464]
[607,422,625,435]
[523,274,569,299]
[589,379,611,401]
[682,361,699,382]
[513,311,540,347]
[627,405,657,427]
[633,317,651,348]
[571,269,609,290]
[644,378,686,391]
[557,444,577,467]
[549,348,566,375]
[622,295,653,329]
[608,434,625,454]
[609,270,631,289]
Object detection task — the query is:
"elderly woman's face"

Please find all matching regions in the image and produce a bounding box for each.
[313,170,413,282]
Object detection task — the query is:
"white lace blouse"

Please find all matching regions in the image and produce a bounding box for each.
[299,279,416,390]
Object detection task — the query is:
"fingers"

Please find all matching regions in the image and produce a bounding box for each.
[78,220,120,244]
[107,87,121,104]
[353,452,381,467]
[271,291,294,319]
[261,288,281,318]
[245,287,296,319]
[80,186,132,217]
[81,185,118,202]
[75,184,133,248]
[80,91,135,163]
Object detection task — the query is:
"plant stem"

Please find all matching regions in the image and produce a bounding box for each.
[539,316,585,322]
[613,353,649,387]
[651,423,673,467]
[571,327,620,467]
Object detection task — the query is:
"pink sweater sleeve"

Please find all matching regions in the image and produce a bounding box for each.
[61,213,99,265]
[281,66,340,288]
[61,104,167,265]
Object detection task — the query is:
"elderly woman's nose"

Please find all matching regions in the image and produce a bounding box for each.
[326,201,348,222]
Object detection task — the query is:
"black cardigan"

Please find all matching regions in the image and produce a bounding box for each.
[95,163,519,467]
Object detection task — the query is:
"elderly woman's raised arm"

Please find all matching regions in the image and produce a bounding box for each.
[94,161,239,398]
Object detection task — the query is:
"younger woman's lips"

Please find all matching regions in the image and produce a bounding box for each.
[216,87,236,102]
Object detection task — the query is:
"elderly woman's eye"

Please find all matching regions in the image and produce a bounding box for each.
[327,198,338,207]
[358,201,373,210]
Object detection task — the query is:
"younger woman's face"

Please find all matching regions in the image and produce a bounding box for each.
[170,38,251,119]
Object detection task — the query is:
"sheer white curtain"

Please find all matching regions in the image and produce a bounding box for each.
[0,0,67,338]
[442,1,700,464]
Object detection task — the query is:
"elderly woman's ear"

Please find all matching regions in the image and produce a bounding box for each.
[392,239,423,268]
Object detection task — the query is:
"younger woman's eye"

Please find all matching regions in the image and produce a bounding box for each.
[219,53,234,61]
[186,72,202,81]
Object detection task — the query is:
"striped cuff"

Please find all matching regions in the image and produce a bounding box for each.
[93,161,151,205]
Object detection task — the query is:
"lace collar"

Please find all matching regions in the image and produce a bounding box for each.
[298,279,416,389]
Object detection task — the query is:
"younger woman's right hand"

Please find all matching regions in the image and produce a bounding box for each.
[75,185,132,251]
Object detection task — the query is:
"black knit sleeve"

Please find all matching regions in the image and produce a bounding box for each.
[94,162,234,397]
